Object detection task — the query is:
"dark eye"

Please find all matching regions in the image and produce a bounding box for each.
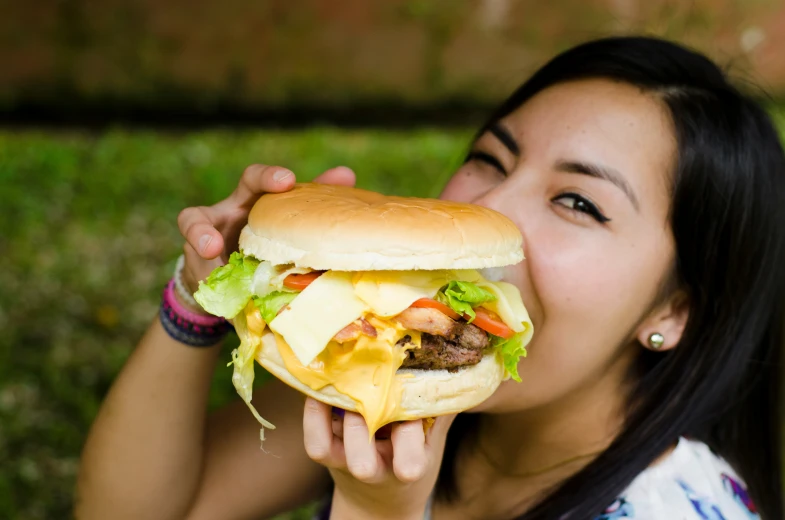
[553,192,610,223]
[465,151,507,176]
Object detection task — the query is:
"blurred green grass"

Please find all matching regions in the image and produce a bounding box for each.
[0,127,473,520]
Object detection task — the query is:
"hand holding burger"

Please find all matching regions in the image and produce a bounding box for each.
[176,164,356,302]
[304,398,458,519]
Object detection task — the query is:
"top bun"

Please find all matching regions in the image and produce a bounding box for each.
[239,183,523,271]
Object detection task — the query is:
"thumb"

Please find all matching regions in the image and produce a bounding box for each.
[313,166,356,186]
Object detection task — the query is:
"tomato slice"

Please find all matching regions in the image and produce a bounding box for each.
[471,307,515,339]
[407,300,515,338]
[283,271,324,290]
[409,298,461,320]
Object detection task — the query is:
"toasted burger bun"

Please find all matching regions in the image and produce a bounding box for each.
[239,183,523,271]
[255,331,505,419]
[240,184,522,421]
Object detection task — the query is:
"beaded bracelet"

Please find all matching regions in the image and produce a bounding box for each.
[173,254,200,309]
[160,279,232,347]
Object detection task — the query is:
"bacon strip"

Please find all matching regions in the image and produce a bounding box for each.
[393,307,458,337]
[333,318,377,343]
[359,318,377,337]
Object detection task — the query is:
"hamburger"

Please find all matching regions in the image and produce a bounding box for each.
[194,183,533,437]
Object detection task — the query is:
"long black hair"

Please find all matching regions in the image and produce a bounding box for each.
[436,36,785,519]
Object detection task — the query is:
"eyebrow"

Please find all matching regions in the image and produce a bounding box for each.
[556,160,640,211]
[484,123,639,211]
[489,123,520,156]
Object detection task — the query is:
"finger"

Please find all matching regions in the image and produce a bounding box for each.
[303,398,345,468]
[177,206,225,259]
[374,438,394,469]
[313,166,356,187]
[425,414,458,447]
[372,424,395,466]
[342,412,385,483]
[229,164,295,207]
[180,242,221,291]
[332,409,344,440]
[391,420,427,482]
[330,410,394,463]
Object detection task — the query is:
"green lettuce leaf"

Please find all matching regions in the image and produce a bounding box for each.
[435,280,497,322]
[253,290,298,324]
[492,333,528,382]
[193,252,260,319]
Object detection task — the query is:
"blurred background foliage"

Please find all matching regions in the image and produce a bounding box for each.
[4,0,785,124]
[3,0,785,519]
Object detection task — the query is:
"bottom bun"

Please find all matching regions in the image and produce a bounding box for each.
[255,331,505,421]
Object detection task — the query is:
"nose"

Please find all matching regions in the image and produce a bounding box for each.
[471,183,519,221]
[471,184,536,322]
[470,182,531,256]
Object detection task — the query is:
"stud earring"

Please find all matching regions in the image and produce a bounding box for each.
[648,332,665,350]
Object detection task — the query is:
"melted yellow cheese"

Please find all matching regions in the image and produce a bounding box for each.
[245,303,266,336]
[273,317,421,435]
[269,270,369,366]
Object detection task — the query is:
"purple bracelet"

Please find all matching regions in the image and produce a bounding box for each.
[159,279,232,347]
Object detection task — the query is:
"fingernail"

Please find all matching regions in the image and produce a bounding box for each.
[331,407,345,418]
[198,234,212,253]
[273,169,293,182]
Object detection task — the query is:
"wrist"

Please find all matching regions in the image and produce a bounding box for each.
[160,278,231,347]
[174,255,209,314]
[330,489,427,520]
[172,284,209,315]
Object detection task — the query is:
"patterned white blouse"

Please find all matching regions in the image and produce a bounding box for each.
[593,437,758,520]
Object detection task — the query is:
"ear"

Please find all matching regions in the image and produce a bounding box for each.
[635,290,690,352]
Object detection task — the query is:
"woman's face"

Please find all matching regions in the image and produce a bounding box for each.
[441,79,678,413]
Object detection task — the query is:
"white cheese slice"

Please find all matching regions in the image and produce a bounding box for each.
[353,269,482,317]
[269,270,367,366]
[476,280,533,341]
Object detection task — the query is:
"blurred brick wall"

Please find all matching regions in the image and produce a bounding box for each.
[2,0,784,117]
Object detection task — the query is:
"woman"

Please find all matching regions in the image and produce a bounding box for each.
[76,37,784,519]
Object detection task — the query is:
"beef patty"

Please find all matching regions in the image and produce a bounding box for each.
[398,321,490,371]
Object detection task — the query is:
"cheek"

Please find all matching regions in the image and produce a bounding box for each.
[480,232,663,410]
[439,170,497,203]
[538,245,623,310]
[532,247,627,365]
[527,209,669,318]
[531,231,658,336]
